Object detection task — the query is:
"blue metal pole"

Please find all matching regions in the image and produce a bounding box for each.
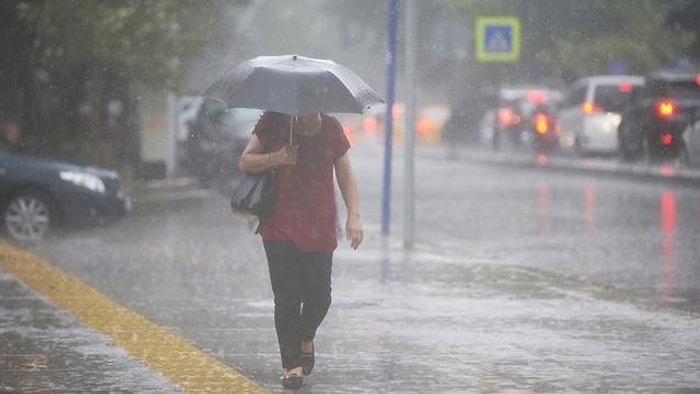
[382,0,398,236]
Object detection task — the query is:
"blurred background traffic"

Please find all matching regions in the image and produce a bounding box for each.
[1,0,700,240]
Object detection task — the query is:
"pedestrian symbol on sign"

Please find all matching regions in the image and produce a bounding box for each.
[485,26,512,53]
[476,17,521,63]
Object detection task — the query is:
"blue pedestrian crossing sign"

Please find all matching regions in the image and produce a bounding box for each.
[475,17,521,63]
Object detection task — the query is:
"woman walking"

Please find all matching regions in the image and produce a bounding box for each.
[239,111,363,389]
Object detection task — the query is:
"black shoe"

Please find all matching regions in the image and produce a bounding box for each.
[301,341,315,375]
[281,371,303,389]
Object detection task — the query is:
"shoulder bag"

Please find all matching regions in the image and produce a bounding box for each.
[230,125,279,218]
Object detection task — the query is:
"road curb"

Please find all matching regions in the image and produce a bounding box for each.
[451,147,700,186]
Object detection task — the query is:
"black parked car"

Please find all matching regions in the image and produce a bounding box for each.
[0,139,130,242]
[618,71,700,161]
[181,99,262,188]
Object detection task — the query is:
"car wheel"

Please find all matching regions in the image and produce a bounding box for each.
[3,191,55,242]
[574,135,586,157]
[643,133,658,165]
[618,123,640,162]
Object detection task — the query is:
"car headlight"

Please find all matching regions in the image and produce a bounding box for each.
[60,171,106,193]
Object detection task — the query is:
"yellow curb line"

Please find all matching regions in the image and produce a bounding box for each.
[0,241,268,394]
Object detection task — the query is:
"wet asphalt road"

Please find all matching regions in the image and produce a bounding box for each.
[386,147,700,314]
[3,144,700,392]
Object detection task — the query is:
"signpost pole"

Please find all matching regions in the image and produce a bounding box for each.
[403,0,416,249]
[382,0,398,236]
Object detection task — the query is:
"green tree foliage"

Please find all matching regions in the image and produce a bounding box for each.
[0,0,238,170]
[665,0,700,61]
[15,0,232,89]
[536,0,694,78]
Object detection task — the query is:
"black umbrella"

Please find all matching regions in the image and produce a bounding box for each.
[203,55,384,116]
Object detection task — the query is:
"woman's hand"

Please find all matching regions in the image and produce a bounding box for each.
[335,152,362,250]
[346,214,363,250]
[272,144,298,166]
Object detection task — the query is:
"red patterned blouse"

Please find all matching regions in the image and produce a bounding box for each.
[254,112,350,252]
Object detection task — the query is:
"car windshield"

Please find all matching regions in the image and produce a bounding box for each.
[665,81,700,100]
[594,84,637,112]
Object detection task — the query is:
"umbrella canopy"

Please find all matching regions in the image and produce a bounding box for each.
[203,55,384,115]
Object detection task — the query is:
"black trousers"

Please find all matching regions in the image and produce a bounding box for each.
[263,239,333,370]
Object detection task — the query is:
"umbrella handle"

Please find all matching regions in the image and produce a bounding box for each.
[289,115,295,145]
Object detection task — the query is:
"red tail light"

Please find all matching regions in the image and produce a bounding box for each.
[618,83,633,93]
[533,113,550,134]
[656,100,676,118]
[527,91,547,104]
[660,133,673,146]
[696,74,700,86]
[498,108,518,128]
[581,101,600,115]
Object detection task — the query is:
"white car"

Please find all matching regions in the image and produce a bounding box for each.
[558,75,644,155]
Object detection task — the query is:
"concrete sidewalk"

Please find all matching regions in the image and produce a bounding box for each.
[0,264,184,393]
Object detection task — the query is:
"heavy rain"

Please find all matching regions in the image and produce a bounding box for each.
[1,1,700,393]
